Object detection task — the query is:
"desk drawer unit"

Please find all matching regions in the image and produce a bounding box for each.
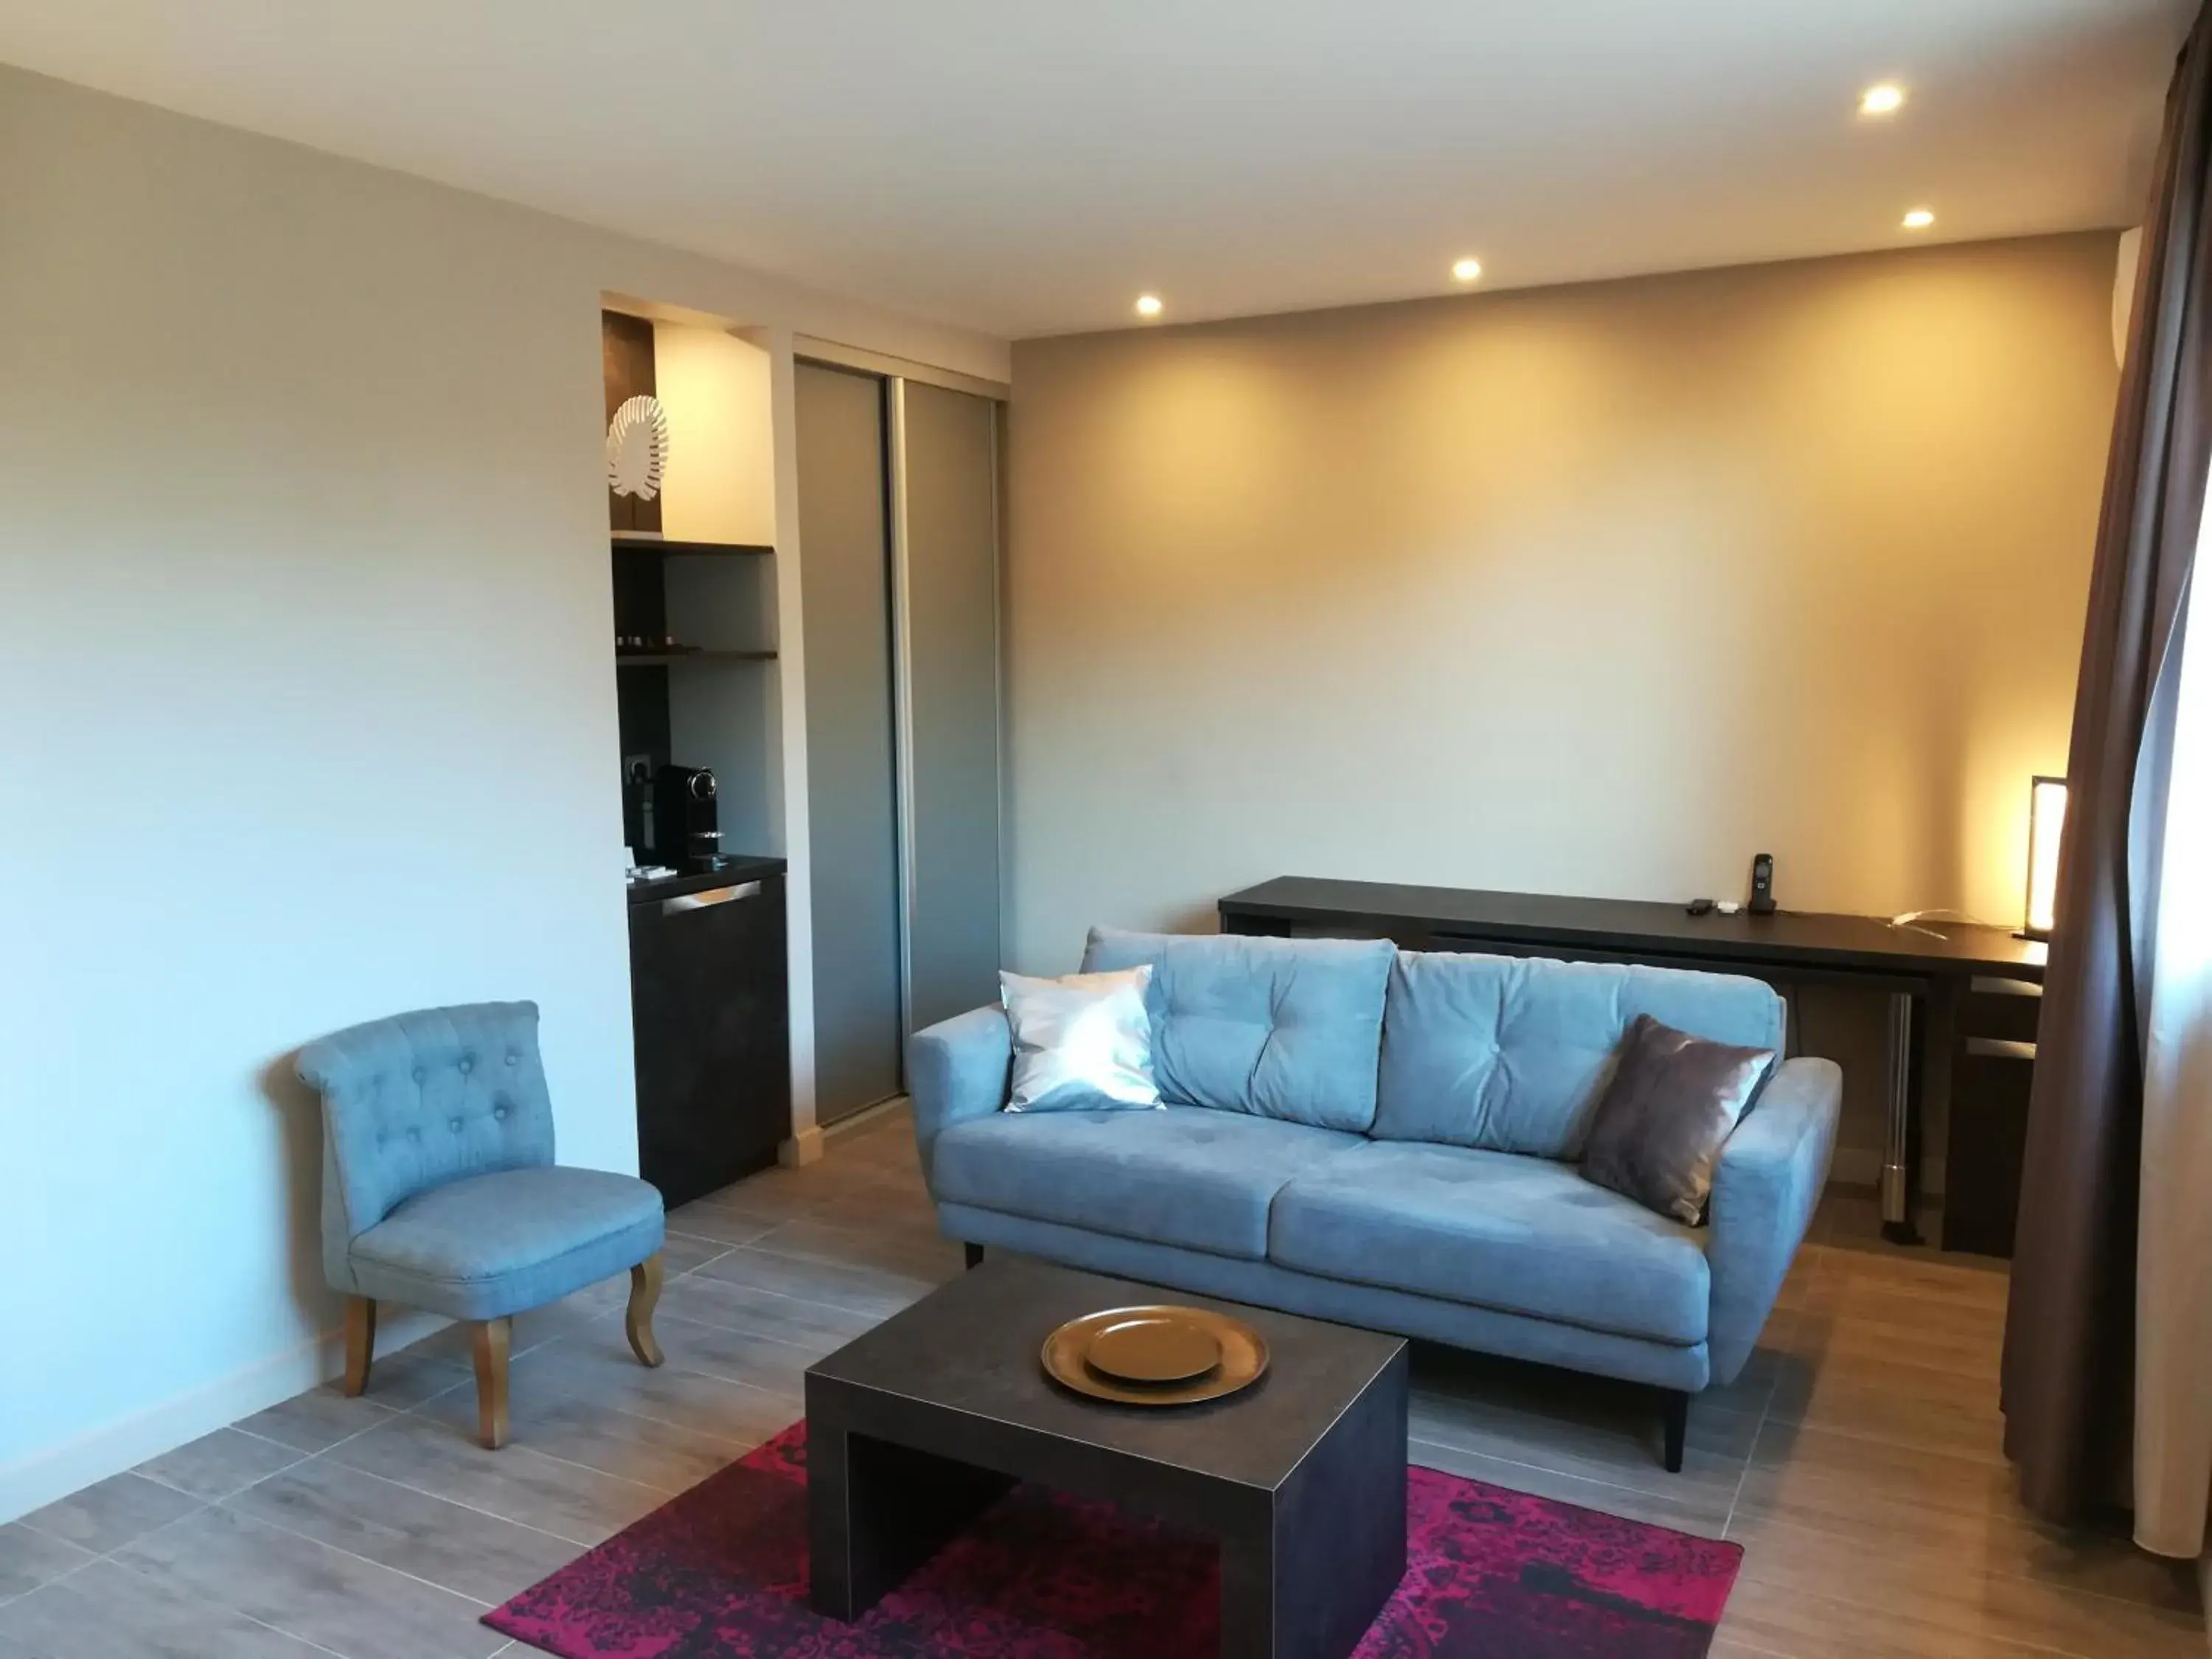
[1941,976,2041,1258]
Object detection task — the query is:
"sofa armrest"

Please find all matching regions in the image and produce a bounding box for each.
[1705,1056,1840,1385]
[906,1005,1013,1190]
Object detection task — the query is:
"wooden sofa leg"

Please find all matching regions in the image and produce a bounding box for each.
[341,1297,376,1398]
[1660,1389,1690,1473]
[627,1253,666,1368]
[964,1242,985,1270]
[471,1318,512,1449]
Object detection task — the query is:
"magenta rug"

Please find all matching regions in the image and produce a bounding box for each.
[485,1425,1742,1658]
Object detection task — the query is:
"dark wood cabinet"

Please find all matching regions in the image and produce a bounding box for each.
[1940,978,2041,1258]
[628,863,790,1208]
[603,310,662,536]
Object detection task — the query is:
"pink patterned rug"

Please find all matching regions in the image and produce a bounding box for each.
[486,1424,1742,1658]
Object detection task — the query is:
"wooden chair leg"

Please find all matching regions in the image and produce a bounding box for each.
[470,1317,512,1449]
[627,1252,665,1368]
[341,1297,376,1398]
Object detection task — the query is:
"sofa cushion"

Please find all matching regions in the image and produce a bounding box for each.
[1373,950,1784,1158]
[1581,1013,1776,1223]
[347,1165,665,1321]
[929,1106,1360,1259]
[1268,1141,1710,1345]
[1079,928,1394,1132]
[1000,967,1161,1112]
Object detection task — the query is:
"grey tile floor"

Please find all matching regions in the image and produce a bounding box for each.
[2,1105,2202,1657]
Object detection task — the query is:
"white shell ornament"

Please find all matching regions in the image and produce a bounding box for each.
[606,394,669,501]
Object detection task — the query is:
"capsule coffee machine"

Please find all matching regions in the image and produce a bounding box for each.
[649,764,725,871]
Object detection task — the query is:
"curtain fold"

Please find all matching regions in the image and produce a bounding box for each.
[2000,6,2211,1547]
[2135,555,2212,1557]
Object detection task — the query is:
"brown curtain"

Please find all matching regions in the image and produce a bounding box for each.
[2001,10,2211,1526]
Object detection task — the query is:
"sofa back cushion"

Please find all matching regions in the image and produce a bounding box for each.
[1080,928,1395,1132]
[1373,950,1784,1158]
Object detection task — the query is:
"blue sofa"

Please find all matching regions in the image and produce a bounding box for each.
[908,928,1840,1468]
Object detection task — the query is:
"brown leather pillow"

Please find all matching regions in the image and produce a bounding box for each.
[1581,1013,1775,1224]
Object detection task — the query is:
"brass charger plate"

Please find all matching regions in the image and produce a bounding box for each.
[1088,1312,1220,1382]
[1041,1304,1270,1406]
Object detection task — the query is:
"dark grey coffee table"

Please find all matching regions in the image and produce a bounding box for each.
[805,1256,1409,1659]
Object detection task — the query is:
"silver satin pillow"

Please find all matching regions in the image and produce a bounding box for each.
[1580,1013,1775,1224]
[1000,966,1162,1113]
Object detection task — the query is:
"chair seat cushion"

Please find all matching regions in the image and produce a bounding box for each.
[347,1166,665,1321]
[930,1106,1360,1259]
[1268,1141,1709,1345]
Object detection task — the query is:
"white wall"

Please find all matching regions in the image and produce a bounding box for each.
[0,64,1004,1520]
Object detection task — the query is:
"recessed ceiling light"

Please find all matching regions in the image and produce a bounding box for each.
[1134,293,1164,318]
[1860,83,1905,116]
[1451,257,1484,282]
[1901,207,1935,230]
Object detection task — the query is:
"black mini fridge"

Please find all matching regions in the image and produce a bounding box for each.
[627,859,791,1208]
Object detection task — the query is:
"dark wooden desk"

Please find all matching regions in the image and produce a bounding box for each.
[1219,876,2047,1245]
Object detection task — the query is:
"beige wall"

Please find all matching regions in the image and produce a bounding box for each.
[1005,234,2118,1187]
[652,321,777,546]
[0,64,1002,1521]
[1006,234,2116,964]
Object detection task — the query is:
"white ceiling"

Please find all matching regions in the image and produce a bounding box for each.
[0,1,2188,339]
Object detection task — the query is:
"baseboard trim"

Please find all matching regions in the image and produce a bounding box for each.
[785,1095,909,1163]
[0,1304,446,1527]
[822,1095,909,1138]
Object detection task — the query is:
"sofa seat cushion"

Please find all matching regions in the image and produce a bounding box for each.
[1268,1141,1709,1345]
[930,1106,1360,1259]
[347,1166,665,1321]
[1079,928,1394,1131]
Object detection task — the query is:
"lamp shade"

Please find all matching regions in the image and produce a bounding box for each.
[2024,776,2067,938]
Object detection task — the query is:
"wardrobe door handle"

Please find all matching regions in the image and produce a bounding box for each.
[1964,1037,2037,1061]
[662,881,760,916]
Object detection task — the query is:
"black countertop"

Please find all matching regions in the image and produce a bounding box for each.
[625,854,787,904]
[1220,875,2046,981]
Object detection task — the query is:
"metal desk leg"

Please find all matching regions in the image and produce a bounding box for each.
[1881,990,1919,1244]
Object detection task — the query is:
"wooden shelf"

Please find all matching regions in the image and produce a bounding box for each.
[616,647,777,667]
[612,532,774,557]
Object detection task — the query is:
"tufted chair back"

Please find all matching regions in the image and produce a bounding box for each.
[297,1002,557,1290]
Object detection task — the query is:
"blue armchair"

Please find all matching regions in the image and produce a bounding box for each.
[296,1001,667,1447]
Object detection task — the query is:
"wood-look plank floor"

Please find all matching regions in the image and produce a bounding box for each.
[4,1107,2200,1658]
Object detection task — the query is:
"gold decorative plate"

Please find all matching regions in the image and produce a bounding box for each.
[1041,1304,1270,1405]
[1088,1312,1220,1382]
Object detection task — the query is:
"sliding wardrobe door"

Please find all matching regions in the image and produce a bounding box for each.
[797,362,903,1122]
[894,382,1004,1034]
